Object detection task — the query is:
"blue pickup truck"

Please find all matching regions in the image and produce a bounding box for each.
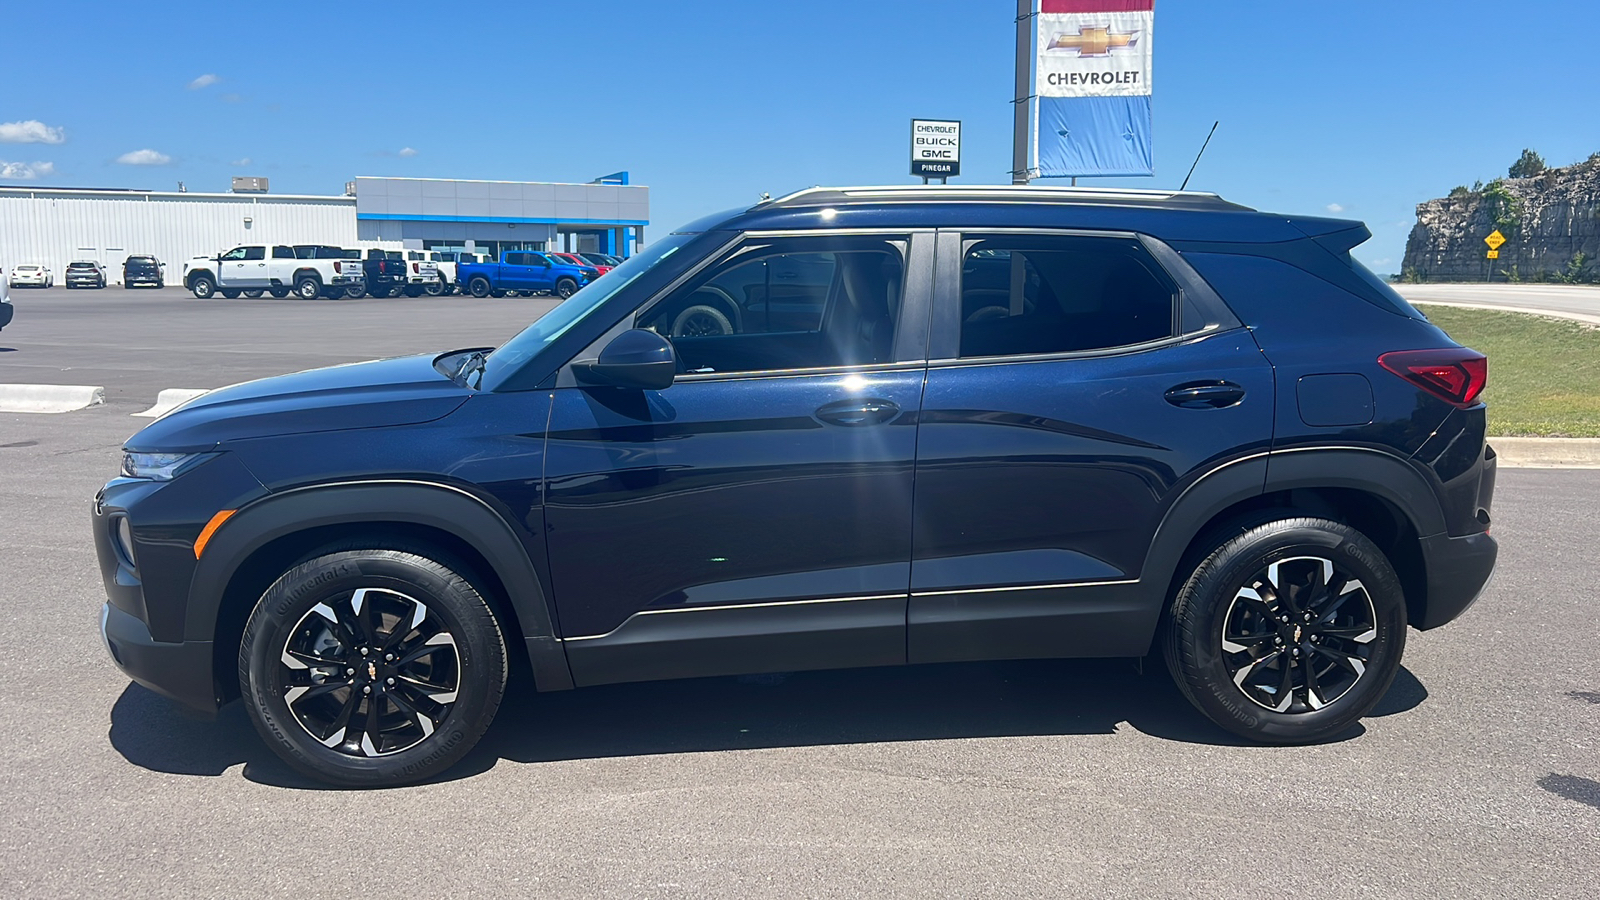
[457,251,593,299]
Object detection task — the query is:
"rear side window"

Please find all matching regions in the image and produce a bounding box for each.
[958,235,1177,358]
[272,246,295,259]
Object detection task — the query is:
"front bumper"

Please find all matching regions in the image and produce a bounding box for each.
[101,602,218,715]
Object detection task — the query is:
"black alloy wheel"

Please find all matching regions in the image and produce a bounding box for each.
[344,284,364,299]
[1165,517,1406,744]
[555,277,578,299]
[239,549,507,787]
[469,277,491,298]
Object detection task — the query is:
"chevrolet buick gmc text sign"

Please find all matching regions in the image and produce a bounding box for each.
[911,119,961,178]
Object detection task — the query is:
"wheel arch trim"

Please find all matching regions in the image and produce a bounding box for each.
[187,479,573,691]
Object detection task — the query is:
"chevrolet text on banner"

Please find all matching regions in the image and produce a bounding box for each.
[1034,0,1155,178]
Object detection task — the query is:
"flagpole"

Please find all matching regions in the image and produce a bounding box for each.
[1012,0,1033,184]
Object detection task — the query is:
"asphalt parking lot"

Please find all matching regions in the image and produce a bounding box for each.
[1,288,1597,898]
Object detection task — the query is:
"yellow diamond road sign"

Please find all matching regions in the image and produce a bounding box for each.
[1485,230,1506,250]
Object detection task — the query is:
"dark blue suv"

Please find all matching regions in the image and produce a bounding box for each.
[93,186,1498,786]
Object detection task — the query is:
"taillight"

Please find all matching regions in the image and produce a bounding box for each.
[1378,348,1488,407]
[411,262,419,274]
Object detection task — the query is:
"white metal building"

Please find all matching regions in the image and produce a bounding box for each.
[0,187,355,283]
[0,175,649,285]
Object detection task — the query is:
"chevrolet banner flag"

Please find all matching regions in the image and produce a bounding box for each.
[1034,0,1155,178]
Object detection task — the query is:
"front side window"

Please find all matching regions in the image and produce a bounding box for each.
[242,246,266,261]
[957,235,1177,359]
[221,248,249,261]
[636,234,906,375]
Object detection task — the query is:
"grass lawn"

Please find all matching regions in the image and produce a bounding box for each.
[1420,305,1600,437]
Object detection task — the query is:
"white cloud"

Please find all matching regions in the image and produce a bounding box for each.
[0,160,55,180]
[397,147,418,157]
[0,120,66,144]
[188,73,220,90]
[1326,203,1345,213]
[231,157,252,167]
[116,149,172,166]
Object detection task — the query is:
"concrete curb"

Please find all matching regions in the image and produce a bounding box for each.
[1411,300,1600,327]
[0,383,106,414]
[1491,438,1600,469]
[132,388,211,418]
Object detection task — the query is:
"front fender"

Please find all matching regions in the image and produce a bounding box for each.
[186,479,574,691]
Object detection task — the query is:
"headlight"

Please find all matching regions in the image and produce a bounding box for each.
[121,451,215,481]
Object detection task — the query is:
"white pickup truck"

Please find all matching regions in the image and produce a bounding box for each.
[184,244,366,300]
[392,250,443,297]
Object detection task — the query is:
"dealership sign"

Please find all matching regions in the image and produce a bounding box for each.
[1034,0,1155,178]
[911,119,961,178]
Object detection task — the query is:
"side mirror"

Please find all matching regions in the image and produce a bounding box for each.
[573,329,676,390]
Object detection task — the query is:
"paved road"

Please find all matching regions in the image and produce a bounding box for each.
[1,297,1597,898]
[1395,283,1600,324]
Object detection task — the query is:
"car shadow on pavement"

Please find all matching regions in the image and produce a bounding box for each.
[110,658,1431,790]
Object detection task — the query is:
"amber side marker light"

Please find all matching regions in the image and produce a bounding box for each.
[193,510,237,559]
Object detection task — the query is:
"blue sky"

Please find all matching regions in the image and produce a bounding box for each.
[3,0,1597,273]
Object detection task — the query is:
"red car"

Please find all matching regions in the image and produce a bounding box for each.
[549,251,611,275]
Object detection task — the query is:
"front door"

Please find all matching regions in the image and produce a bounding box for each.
[908,230,1275,663]
[544,231,933,686]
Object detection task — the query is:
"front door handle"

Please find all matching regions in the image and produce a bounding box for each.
[1165,381,1246,409]
[815,397,900,426]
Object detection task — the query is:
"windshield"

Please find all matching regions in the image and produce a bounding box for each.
[479,232,696,383]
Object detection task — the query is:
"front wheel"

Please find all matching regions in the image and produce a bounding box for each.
[238,549,508,788]
[191,276,215,299]
[555,278,579,299]
[1164,517,1407,745]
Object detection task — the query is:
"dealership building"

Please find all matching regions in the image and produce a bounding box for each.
[0,174,649,282]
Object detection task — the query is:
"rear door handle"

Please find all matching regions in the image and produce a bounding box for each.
[815,397,900,426]
[1165,381,1246,409]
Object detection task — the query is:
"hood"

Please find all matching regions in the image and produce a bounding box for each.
[128,354,473,451]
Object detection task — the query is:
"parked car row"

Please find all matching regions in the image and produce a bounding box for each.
[6,256,169,289]
[182,244,610,300]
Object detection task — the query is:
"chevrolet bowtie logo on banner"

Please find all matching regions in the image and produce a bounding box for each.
[1046,25,1140,57]
[1034,0,1155,178]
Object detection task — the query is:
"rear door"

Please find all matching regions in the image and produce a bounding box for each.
[908,229,1274,663]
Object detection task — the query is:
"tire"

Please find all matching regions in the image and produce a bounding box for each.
[269,287,291,299]
[554,277,579,300]
[344,285,365,299]
[220,289,241,299]
[671,304,734,337]
[238,549,508,788]
[191,275,215,299]
[243,290,264,298]
[424,279,444,297]
[1164,517,1407,745]
[404,285,424,298]
[295,276,321,300]
[369,286,392,299]
[468,277,491,298]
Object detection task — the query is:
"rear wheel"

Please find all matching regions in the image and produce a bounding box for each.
[344,285,365,299]
[468,277,491,298]
[1164,517,1407,745]
[269,287,291,299]
[295,276,321,300]
[239,549,508,788]
[243,289,264,298]
[424,279,445,297]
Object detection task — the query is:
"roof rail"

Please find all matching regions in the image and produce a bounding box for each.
[757,184,1254,212]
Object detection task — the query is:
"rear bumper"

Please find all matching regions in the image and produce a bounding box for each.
[101,602,219,715]
[1415,530,1498,630]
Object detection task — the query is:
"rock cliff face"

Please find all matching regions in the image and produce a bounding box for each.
[1402,157,1600,282]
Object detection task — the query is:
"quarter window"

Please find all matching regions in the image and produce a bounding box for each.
[958,235,1177,358]
[635,235,907,375]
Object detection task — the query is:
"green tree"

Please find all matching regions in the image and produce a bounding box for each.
[1509,148,1546,178]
